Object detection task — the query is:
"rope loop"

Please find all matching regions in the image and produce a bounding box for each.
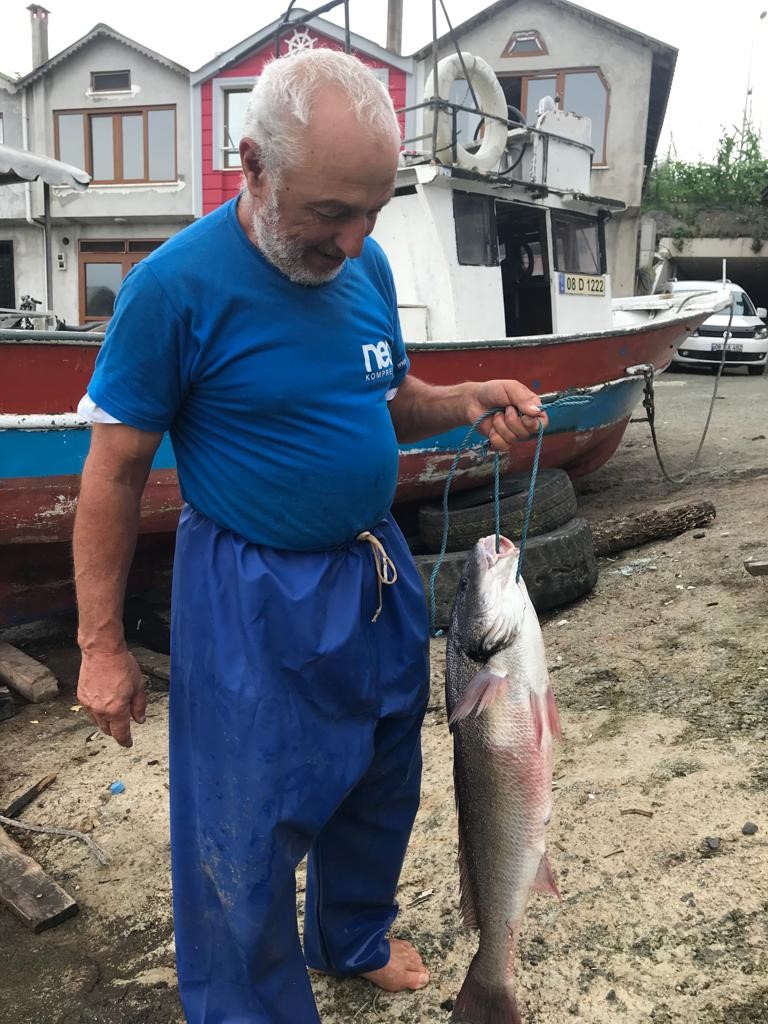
[428,393,592,636]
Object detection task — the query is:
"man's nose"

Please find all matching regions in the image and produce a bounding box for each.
[334,214,374,259]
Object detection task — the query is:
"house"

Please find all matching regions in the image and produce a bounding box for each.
[191,9,415,217]
[0,5,193,326]
[411,0,677,295]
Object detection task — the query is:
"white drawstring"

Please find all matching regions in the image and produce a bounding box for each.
[356,531,398,623]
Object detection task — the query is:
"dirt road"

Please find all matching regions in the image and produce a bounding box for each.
[1,367,766,1024]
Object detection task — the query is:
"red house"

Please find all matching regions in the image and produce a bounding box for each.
[190,9,414,217]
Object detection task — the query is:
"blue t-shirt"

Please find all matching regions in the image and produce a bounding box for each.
[87,198,409,550]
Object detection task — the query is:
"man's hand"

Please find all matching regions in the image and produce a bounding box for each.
[77,649,146,748]
[466,379,549,450]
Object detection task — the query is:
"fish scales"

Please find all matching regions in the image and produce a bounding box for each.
[445,535,561,1024]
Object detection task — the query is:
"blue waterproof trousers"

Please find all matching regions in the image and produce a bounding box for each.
[169,507,430,1023]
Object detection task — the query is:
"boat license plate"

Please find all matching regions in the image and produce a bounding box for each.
[558,273,605,296]
[711,341,743,352]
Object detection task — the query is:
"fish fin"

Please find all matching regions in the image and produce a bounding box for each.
[457,827,479,930]
[530,682,563,749]
[546,681,563,741]
[451,956,522,1024]
[449,667,509,727]
[532,852,560,898]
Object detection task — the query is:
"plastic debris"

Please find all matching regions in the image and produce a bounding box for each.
[109,781,126,795]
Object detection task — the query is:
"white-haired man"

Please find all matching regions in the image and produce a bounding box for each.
[74,49,546,1022]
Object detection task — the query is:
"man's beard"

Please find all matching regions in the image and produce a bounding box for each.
[251,190,345,287]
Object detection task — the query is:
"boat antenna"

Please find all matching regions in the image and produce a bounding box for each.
[273,0,351,57]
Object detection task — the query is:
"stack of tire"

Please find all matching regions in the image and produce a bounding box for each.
[413,470,598,630]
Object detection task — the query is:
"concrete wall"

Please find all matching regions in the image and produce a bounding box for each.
[0,87,26,223]
[26,36,193,222]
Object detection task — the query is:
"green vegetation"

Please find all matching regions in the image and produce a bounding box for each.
[645,127,768,210]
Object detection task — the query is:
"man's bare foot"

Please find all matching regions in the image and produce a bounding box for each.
[361,938,429,992]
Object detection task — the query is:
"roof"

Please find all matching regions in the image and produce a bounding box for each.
[17,22,188,87]
[192,7,412,84]
[411,0,677,178]
[0,142,90,188]
[0,70,19,92]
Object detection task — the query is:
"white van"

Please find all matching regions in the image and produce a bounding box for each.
[669,281,767,376]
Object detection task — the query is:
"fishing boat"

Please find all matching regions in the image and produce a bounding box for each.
[0,53,726,625]
[372,51,728,500]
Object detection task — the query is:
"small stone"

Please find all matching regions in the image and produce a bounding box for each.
[693,532,706,539]
[606,988,617,1002]
[440,997,455,1011]
[705,836,720,851]
[742,821,759,836]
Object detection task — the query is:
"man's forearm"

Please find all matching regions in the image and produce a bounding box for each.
[73,461,146,654]
[389,376,474,442]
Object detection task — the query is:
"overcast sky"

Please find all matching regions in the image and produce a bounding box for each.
[1,0,766,163]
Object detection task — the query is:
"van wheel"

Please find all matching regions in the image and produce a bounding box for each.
[747,364,765,376]
[418,469,577,554]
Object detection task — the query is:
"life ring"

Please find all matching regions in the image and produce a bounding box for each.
[423,52,508,172]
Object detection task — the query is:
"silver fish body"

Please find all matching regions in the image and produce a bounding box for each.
[445,535,561,1024]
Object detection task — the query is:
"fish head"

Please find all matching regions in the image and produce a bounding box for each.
[451,535,528,661]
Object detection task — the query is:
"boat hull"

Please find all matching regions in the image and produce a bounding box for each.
[0,312,701,623]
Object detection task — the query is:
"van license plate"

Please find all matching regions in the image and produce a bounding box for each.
[558,273,605,296]
[711,342,743,352]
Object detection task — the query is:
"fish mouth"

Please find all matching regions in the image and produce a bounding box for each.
[479,535,518,569]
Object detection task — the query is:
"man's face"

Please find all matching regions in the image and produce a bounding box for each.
[243,91,400,286]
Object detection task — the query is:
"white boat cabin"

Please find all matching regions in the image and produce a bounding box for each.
[372,51,625,343]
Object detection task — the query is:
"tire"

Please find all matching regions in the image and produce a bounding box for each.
[519,517,598,613]
[747,364,765,376]
[414,516,598,629]
[418,469,577,554]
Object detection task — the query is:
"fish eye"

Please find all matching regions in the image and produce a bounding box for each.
[458,577,469,591]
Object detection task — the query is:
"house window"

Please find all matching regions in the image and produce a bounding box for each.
[551,212,604,275]
[91,70,131,93]
[501,30,548,57]
[0,241,15,309]
[501,68,609,164]
[55,107,177,183]
[78,239,165,322]
[223,88,251,168]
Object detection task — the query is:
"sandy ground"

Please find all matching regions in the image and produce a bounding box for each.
[1,365,767,1024]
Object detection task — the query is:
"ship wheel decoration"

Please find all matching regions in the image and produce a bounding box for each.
[284,29,317,55]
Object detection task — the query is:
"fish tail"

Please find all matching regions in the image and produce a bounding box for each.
[451,959,523,1024]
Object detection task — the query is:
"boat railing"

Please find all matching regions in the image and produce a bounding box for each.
[0,327,105,344]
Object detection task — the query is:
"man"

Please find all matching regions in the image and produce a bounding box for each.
[74,49,546,1023]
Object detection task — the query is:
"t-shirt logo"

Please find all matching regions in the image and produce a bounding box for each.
[362,340,394,382]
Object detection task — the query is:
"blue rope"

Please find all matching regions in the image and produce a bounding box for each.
[428,393,592,637]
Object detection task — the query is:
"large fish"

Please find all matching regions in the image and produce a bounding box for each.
[445,534,561,1024]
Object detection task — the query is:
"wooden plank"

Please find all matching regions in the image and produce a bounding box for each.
[129,645,171,684]
[0,826,78,933]
[2,773,57,819]
[0,641,59,703]
[744,558,768,577]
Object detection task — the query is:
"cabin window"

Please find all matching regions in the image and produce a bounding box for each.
[453,192,498,266]
[54,107,177,183]
[91,70,131,93]
[551,212,604,275]
[499,68,608,164]
[0,240,15,309]
[501,30,548,58]
[78,238,165,322]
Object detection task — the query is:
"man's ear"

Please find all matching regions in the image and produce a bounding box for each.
[240,139,267,197]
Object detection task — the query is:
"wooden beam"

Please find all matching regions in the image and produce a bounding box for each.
[590,501,716,557]
[0,642,59,703]
[0,826,78,933]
